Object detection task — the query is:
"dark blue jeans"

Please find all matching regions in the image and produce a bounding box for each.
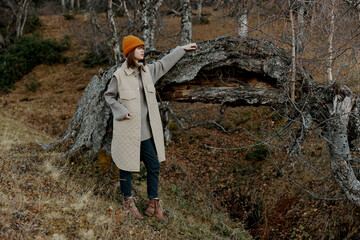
[119,137,160,199]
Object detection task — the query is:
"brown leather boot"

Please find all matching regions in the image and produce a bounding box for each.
[145,198,168,221]
[124,197,143,220]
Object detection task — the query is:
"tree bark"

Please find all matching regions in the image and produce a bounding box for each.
[19,0,29,37]
[15,0,29,38]
[61,0,66,12]
[87,0,100,55]
[327,86,360,206]
[70,0,75,11]
[296,0,305,57]
[107,0,122,65]
[236,1,248,38]
[139,0,163,51]
[180,0,192,45]
[289,0,296,101]
[87,0,113,59]
[40,36,360,207]
[122,0,133,24]
[197,0,203,22]
[327,0,335,84]
[159,101,171,145]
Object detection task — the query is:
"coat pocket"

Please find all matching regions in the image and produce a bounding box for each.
[146,83,156,93]
[119,90,137,100]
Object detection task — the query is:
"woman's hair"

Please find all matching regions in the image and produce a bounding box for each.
[126,48,146,70]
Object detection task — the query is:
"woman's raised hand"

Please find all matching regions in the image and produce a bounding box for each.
[181,43,198,51]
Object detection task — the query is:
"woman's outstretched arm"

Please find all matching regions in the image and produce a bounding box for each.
[148,43,197,83]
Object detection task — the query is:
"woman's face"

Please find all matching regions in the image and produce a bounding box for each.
[134,46,145,61]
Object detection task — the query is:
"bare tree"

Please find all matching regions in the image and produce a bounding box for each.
[346,0,360,21]
[107,0,122,65]
[15,0,30,37]
[236,0,248,38]
[138,0,163,51]
[289,0,296,101]
[87,0,115,64]
[122,0,134,24]
[296,0,306,57]
[197,0,203,22]
[327,0,336,85]
[180,0,192,45]
[61,0,66,12]
[70,0,75,11]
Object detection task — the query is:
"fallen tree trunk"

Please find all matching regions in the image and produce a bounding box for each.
[40,36,360,206]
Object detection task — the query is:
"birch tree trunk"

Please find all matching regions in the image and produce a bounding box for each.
[296,0,305,57]
[327,0,335,85]
[327,87,360,206]
[180,0,192,45]
[236,1,248,38]
[87,0,113,57]
[61,0,67,12]
[77,0,80,10]
[70,0,75,11]
[107,0,122,65]
[87,0,100,55]
[139,0,163,51]
[289,0,296,101]
[197,0,203,22]
[122,0,133,24]
[18,0,29,38]
[139,0,151,50]
[15,0,29,38]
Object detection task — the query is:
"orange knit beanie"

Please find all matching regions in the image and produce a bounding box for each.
[122,35,145,57]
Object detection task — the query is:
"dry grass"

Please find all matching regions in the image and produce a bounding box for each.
[0,114,251,239]
[0,9,253,239]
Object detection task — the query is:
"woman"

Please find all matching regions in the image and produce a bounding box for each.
[105,35,197,221]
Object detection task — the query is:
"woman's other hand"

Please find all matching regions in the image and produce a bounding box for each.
[124,113,132,119]
[181,43,197,51]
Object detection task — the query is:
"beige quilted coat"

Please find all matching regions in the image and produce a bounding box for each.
[109,47,186,172]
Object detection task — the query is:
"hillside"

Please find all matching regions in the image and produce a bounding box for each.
[0,113,251,239]
[1,7,360,240]
[0,10,252,240]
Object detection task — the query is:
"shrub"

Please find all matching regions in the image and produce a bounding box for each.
[24,15,42,34]
[63,13,75,20]
[83,49,110,68]
[169,121,178,132]
[199,16,210,25]
[0,36,69,93]
[245,144,269,161]
[25,81,41,92]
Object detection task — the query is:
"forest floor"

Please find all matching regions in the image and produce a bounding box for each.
[1,6,360,240]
